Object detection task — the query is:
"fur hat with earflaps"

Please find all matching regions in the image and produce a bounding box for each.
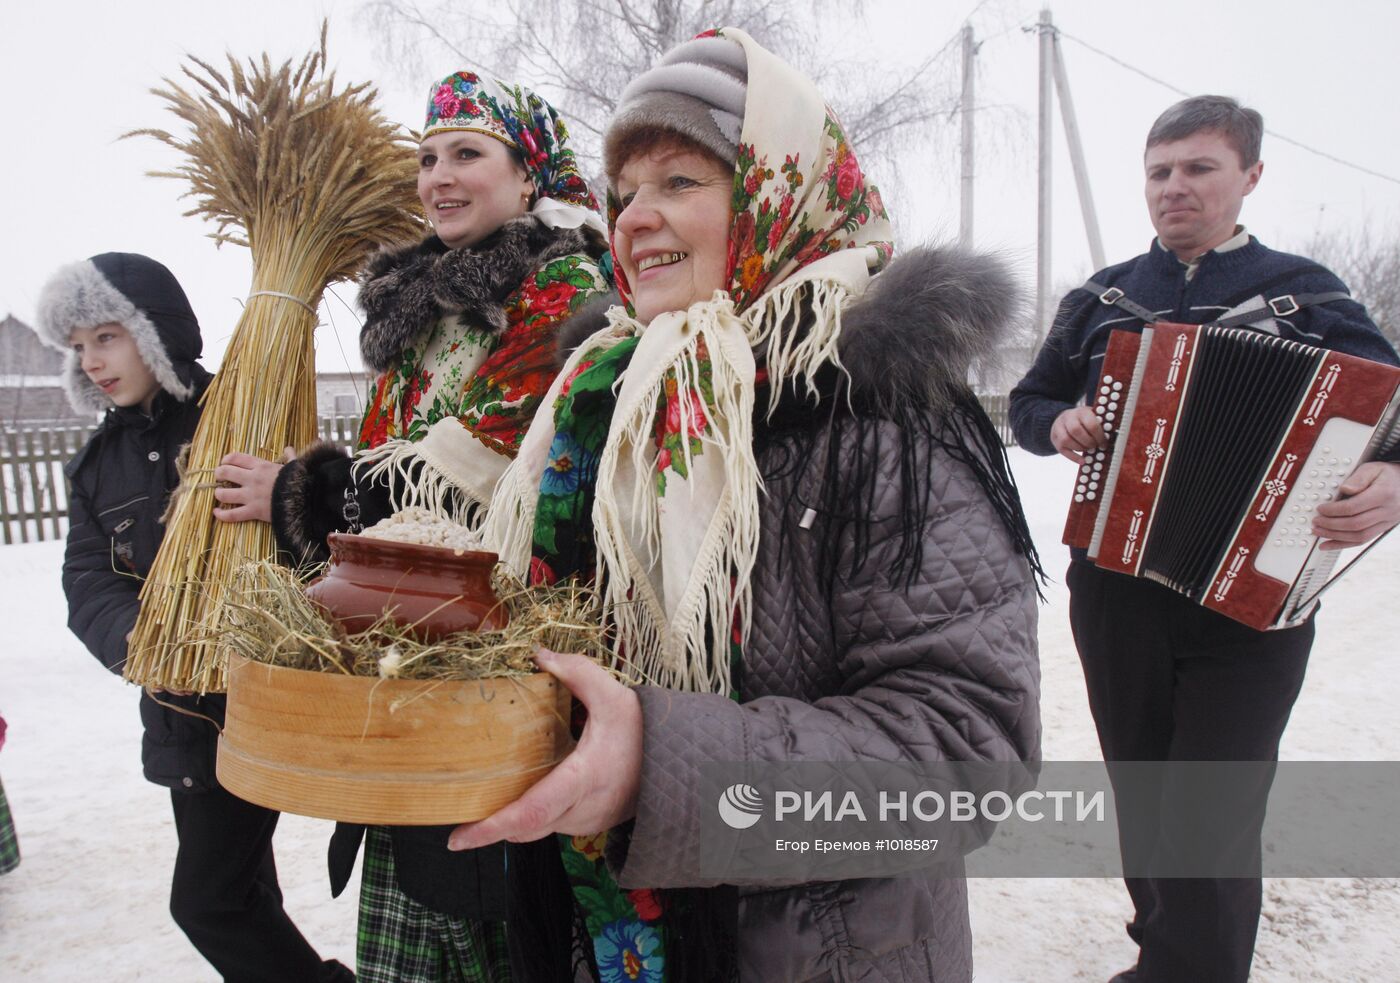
[35,252,204,413]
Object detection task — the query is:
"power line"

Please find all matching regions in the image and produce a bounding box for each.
[1058,30,1400,189]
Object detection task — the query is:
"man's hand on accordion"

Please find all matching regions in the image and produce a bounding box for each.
[1312,461,1400,550]
[1051,406,1108,463]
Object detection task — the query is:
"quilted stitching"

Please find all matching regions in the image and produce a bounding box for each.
[608,417,1039,983]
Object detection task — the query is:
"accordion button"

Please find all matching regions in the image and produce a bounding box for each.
[1113,382,1123,391]
[1104,375,1115,383]
[1075,494,1085,503]
[1087,492,1097,500]
[1103,423,1114,432]
[1106,412,1116,421]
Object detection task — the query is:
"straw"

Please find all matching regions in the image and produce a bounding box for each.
[217,560,615,682]
[123,22,422,691]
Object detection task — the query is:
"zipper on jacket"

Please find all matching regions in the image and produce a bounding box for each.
[98,494,150,517]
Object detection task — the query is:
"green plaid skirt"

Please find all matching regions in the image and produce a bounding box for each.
[0,776,19,875]
[356,826,510,983]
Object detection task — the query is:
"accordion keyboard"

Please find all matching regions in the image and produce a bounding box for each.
[1253,418,1370,582]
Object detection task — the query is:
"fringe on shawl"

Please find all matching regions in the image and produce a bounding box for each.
[485,275,856,697]
[350,438,478,522]
[592,315,757,694]
[747,275,852,420]
[593,277,852,696]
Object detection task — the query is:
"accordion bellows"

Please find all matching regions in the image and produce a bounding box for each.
[1064,323,1400,630]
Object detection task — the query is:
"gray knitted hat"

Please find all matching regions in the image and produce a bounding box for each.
[603,35,749,183]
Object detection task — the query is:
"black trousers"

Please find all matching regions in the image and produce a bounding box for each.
[1067,561,1313,983]
[169,783,351,983]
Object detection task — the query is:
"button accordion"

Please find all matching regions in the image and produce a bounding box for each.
[1063,322,1400,630]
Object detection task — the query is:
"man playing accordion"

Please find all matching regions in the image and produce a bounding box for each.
[1010,95,1400,983]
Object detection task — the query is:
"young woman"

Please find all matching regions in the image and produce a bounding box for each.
[40,251,352,982]
[214,72,611,983]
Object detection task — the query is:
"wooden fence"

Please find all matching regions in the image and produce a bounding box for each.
[0,414,361,545]
[979,393,1016,447]
[1,400,1017,546]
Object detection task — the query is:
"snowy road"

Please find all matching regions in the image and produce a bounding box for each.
[1,449,1395,980]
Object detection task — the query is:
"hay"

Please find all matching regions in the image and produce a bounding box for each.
[122,23,422,692]
[218,561,613,682]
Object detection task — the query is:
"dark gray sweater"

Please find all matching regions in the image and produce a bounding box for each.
[1010,236,1399,456]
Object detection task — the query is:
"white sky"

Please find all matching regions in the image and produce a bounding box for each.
[3,0,1399,373]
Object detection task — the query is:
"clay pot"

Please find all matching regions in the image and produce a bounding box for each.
[304,532,506,640]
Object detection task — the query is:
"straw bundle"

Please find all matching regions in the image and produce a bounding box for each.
[124,24,422,692]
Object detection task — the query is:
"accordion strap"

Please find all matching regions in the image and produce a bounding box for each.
[1083,280,1158,322]
[1083,280,1351,329]
[1210,291,1352,328]
[1293,527,1394,615]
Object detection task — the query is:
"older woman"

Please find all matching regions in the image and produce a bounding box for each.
[451,30,1041,983]
[215,71,610,983]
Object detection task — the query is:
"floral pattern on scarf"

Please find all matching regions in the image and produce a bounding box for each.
[652,337,716,495]
[607,62,891,321]
[564,833,665,983]
[525,337,673,978]
[423,70,599,213]
[356,253,607,453]
[726,117,890,309]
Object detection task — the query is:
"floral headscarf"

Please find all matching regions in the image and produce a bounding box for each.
[607,33,892,319]
[424,70,602,230]
[487,27,896,697]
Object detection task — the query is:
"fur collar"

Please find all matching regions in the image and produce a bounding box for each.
[837,244,1022,415]
[358,214,606,372]
[553,245,1023,413]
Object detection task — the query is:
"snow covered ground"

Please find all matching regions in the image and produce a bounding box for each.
[0,448,1396,981]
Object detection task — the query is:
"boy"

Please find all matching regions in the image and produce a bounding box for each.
[38,252,353,982]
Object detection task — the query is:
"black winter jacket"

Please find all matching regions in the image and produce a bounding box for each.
[62,368,225,791]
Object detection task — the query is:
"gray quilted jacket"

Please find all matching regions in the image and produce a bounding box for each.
[602,248,1042,982]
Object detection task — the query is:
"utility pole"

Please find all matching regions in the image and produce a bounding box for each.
[1036,9,1054,348]
[1052,31,1106,271]
[959,24,976,248]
